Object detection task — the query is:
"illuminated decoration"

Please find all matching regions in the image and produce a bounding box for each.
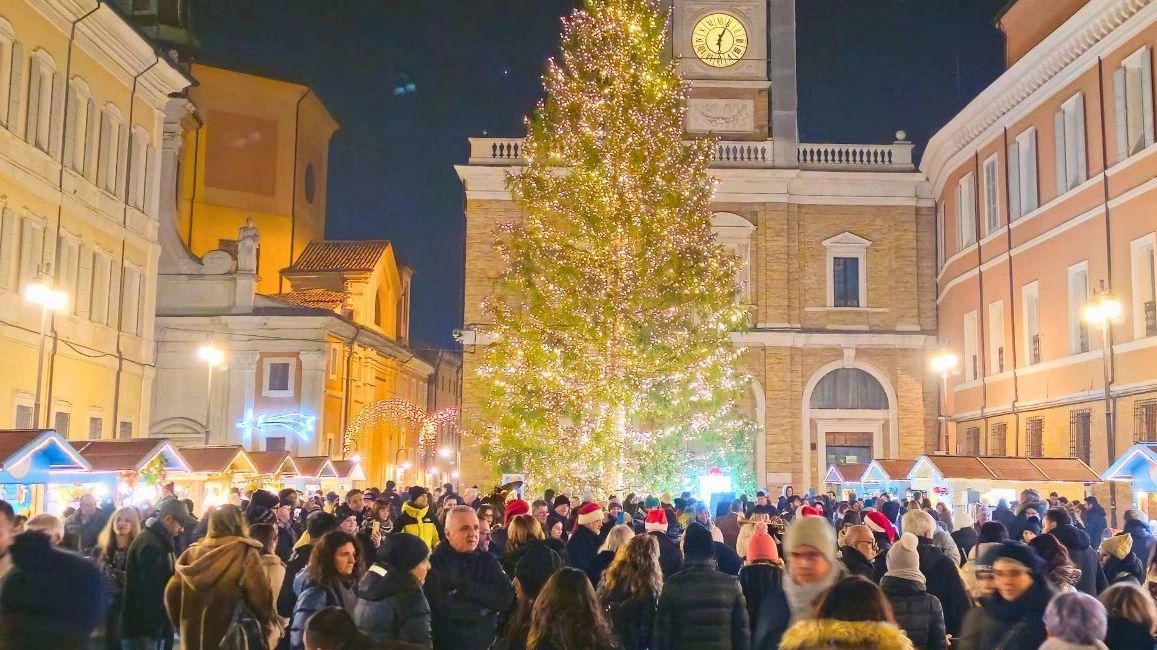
[475,0,757,492]
[418,407,460,459]
[342,398,428,454]
[237,410,317,443]
[698,468,733,505]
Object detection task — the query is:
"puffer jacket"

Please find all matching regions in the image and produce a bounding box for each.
[395,501,441,551]
[1125,518,1155,570]
[289,575,356,650]
[163,535,276,650]
[879,576,947,650]
[653,557,750,650]
[955,577,1051,650]
[777,619,915,650]
[601,590,658,650]
[425,541,514,650]
[353,564,432,647]
[1051,523,1107,595]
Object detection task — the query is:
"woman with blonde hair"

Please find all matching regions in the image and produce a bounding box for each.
[590,524,634,588]
[1099,582,1157,649]
[95,506,141,650]
[597,533,662,650]
[503,513,548,577]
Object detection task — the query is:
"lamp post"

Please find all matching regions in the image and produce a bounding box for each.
[930,349,959,453]
[23,282,68,428]
[197,344,225,445]
[1084,283,1123,526]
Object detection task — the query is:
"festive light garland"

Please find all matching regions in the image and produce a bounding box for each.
[343,399,459,459]
[475,0,758,495]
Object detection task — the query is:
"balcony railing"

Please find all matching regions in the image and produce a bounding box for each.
[467,136,915,171]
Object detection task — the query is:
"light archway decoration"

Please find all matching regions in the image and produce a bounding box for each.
[343,398,428,454]
[418,407,461,459]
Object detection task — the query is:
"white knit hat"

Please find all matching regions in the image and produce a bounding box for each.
[886,532,925,585]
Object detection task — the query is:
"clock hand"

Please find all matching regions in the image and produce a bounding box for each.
[715,28,725,50]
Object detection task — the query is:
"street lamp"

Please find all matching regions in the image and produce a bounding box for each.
[1084,283,1123,526]
[930,349,959,453]
[24,282,68,428]
[197,344,225,445]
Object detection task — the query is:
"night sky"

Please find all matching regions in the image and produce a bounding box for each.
[189,0,1008,348]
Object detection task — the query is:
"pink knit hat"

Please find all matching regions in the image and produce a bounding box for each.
[746,522,780,563]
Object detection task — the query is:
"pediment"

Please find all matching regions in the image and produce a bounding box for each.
[822,231,872,248]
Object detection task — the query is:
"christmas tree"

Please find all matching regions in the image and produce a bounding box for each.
[477,0,756,493]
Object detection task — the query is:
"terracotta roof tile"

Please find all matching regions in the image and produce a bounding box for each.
[872,459,916,480]
[284,241,390,273]
[836,463,867,482]
[330,460,365,480]
[247,451,298,475]
[295,456,336,478]
[272,288,345,311]
[178,446,252,474]
[978,457,1048,481]
[76,440,173,472]
[1029,457,1101,482]
[0,431,47,468]
[925,456,996,480]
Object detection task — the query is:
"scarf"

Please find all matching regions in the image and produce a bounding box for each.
[783,569,837,622]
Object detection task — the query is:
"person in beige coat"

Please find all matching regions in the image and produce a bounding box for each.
[250,522,289,648]
[164,506,278,650]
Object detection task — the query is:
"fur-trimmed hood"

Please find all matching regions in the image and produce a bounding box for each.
[778,619,915,650]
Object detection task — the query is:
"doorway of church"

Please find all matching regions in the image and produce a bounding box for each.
[825,432,873,467]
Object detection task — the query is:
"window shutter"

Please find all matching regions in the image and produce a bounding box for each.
[955,183,964,251]
[19,219,34,284]
[1074,94,1087,184]
[0,208,14,291]
[63,90,77,168]
[107,262,121,327]
[82,99,95,177]
[143,146,156,214]
[24,57,39,143]
[115,123,129,199]
[1007,142,1021,219]
[76,244,92,319]
[136,271,146,336]
[1143,46,1155,148]
[1115,66,1130,162]
[48,72,64,157]
[41,225,55,279]
[1054,109,1067,193]
[1024,131,1039,212]
[97,112,111,189]
[6,42,21,135]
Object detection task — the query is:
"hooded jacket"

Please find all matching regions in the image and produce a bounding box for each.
[1050,523,1107,595]
[122,519,180,639]
[777,619,915,650]
[1124,518,1155,569]
[396,501,442,551]
[879,576,946,650]
[653,556,750,650]
[163,535,276,650]
[354,564,432,647]
[956,577,1051,650]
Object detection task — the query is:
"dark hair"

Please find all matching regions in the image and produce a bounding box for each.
[0,500,15,524]
[345,489,364,501]
[978,521,1009,543]
[303,606,369,649]
[1044,507,1072,528]
[249,523,278,554]
[1028,533,1072,573]
[307,531,361,587]
[527,568,616,650]
[207,505,247,538]
[815,576,895,623]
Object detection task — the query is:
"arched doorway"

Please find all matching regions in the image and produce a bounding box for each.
[801,361,897,489]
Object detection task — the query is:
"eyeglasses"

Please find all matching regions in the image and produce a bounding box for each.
[852,539,878,550]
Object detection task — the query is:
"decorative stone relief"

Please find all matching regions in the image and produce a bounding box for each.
[687,98,755,134]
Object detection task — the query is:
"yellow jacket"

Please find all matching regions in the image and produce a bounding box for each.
[397,501,442,550]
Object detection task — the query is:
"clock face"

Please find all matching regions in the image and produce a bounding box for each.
[691,13,748,68]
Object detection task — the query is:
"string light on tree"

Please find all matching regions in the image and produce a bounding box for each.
[475,0,758,493]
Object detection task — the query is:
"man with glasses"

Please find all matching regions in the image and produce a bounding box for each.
[839,524,878,580]
[750,517,840,650]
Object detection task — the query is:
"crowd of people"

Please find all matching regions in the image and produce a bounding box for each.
[0,481,1154,650]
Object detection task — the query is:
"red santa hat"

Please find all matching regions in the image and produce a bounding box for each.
[644,508,668,532]
[574,502,604,531]
[800,505,825,518]
[864,510,898,543]
[503,499,529,527]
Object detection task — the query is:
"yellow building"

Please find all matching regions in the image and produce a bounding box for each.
[176,63,338,295]
[0,1,190,440]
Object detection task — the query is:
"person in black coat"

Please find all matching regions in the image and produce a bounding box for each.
[120,499,196,648]
[957,542,1050,650]
[652,523,749,650]
[1044,507,1107,595]
[880,532,947,650]
[1082,497,1108,547]
[713,535,743,576]
[1124,510,1155,568]
[544,496,571,543]
[425,507,514,650]
[566,503,606,586]
[643,509,684,578]
[838,525,878,580]
[1100,532,1147,585]
[353,532,432,646]
[1006,490,1046,542]
[1100,582,1157,650]
[901,509,971,639]
[737,522,783,639]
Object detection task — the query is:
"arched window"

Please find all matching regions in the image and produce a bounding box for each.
[711,212,754,302]
[374,290,382,327]
[809,368,888,410]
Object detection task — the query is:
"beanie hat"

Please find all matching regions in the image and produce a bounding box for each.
[645,508,668,532]
[747,522,780,563]
[503,499,530,527]
[250,489,279,509]
[886,532,925,585]
[574,502,604,530]
[1100,532,1133,560]
[785,516,837,566]
[381,532,430,572]
[800,504,824,518]
[553,495,571,509]
[683,522,714,559]
[515,545,564,598]
[864,510,898,543]
[305,511,339,538]
[407,486,426,502]
[644,495,661,509]
[980,540,1046,580]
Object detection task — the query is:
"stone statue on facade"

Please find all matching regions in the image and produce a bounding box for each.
[237,217,259,273]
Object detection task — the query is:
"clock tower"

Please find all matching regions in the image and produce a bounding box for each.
[671,0,798,167]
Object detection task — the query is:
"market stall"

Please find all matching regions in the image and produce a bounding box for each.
[908,455,1100,515]
[290,456,338,495]
[1101,443,1157,522]
[0,429,90,514]
[823,463,867,499]
[168,445,257,510]
[860,459,915,498]
[326,459,367,494]
[246,451,301,494]
[48,439,191,513]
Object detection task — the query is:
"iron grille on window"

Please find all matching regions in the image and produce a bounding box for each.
[1077,323,1090,354]
[1146,300,1157,336]
[1137,399,1157,443]
[1069,409,1092,464]
[961,427,980,456]
[13,405,32,429]
[996,347,1005,373]
[1031,335,1042,364]
[989,423,1008,456]
[1026,417,1044,457]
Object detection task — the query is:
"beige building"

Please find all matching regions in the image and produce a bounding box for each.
[0,1,189,440]
[924,0,1157,519]
[456,0,939,492]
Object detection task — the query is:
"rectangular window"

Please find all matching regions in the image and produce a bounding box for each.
[1070,409,1092,464]
[263,359,295,397]
[983,155,1000,234]
[90,251,111,325]
[964,311,979,381]
[961,427,980,455]
[956,172,977,250]
[13,404,33,429]
[990,423,1008,456]
[1026,417,1044,457]
[53,411,70,438]
[1008,128,1039,219]
[88,416,102,441]
[0,37,13,128]
[118,420,133,440]
[18,219,45,287]
[1137,399,1157,443]
[328,345,340,379]
[1055,93,1088,192]
[832,256,860,307]
[1131,234,1157,338]
[1068,262,1090,354]
[1115,46,1155,162]
[1023,281,1041,365]
[989,301,1005,374]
